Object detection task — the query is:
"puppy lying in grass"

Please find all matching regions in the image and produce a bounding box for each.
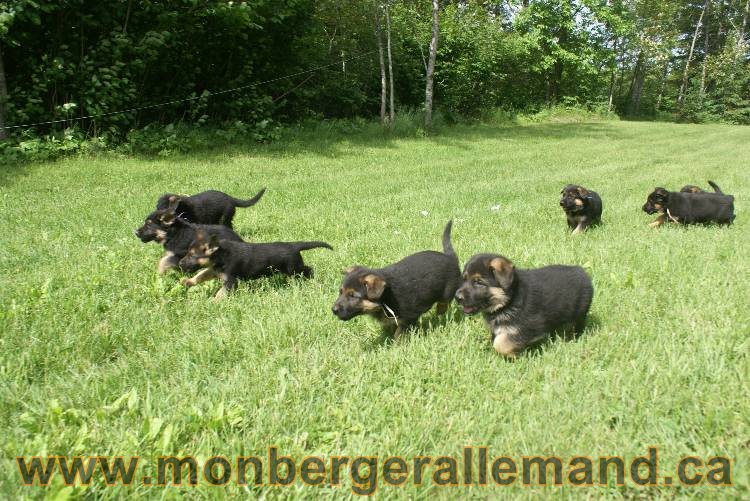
[135,207,242,274]
[559,184,602,234]
[680,180,724,194]
[643,182,735,227]
[156,188,266,228]
[455,254,593,358]
[179,232,332,299]
[332,221,461,340]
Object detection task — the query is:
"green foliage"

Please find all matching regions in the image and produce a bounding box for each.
[1,0,748,149]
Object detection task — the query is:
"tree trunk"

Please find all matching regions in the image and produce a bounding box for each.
[678,0,708,107]
[122,0,134,34]
[608,37,619,111]
[385,2,395,127]
[717,0,726,48]
[548,22,569,104]
[699,0,710,96]
[0,45,8,140]
[628,50,646,116]
[375,7,387,127]
[655,59,670,111]
[740,0,749,49]
[425,0,439,131]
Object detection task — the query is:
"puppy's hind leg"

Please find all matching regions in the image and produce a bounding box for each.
[300,266,314,279]
[222,207,235,228]
[213,275,237,301]
[574,315,588,335]
[288,254,313,278]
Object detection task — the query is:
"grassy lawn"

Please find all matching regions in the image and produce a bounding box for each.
[1,119,748,499]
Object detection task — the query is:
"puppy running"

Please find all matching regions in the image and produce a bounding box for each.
[156,188,266,227]
[332,221,461,340]
[135,207,242,274]
[643,182,735,227]
[680,180,724,194]
[179,232,332,299]
[559,184,602,234]
[455,254,593,357]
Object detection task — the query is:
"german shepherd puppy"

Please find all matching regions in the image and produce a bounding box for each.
[455,254,593,358]
[643,182,735,227]
[179,232,332,299]
[332,221,461,340]
[559,184,602,234]
[680,180,724,194]
[135,207,242,274]
[156,188,266,228]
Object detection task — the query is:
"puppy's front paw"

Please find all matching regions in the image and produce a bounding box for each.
[181,278,194,287]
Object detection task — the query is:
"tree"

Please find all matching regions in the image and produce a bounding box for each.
[375,4,387,126]
[385,1,395,126]
[425,0,439,131]
[678,0,709,108]
[0,45,7,140]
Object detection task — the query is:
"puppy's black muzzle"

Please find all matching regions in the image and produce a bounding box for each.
[135,227,154,242]
[331,303,358,320]
[454,287,481,315]
[560,198,582,212]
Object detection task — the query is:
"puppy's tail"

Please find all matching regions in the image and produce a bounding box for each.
[441,220,457,259]
[294,241,333,252]
[232,187,266,207]
[707,181,724,194]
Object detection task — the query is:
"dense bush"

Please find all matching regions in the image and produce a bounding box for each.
[0,0,747,162]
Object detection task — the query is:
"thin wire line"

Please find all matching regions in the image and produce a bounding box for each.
[2,49,377,130]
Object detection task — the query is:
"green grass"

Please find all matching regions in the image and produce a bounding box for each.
[1,119,748,499]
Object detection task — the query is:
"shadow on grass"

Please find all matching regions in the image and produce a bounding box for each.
[361,306,466,351]
[522,313,603,359]
[0,120,627,187]
[198,121,629,162]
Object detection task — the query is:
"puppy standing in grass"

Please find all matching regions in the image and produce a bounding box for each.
[455,254,593,358]
[135,206,243,274]
[179,232,332,299]
[643,181,735,227]
[156,188,266,228]
[559,184,602,234]
[332,221,461,340]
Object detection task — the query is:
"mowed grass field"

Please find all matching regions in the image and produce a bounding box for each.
[1,119,748,499]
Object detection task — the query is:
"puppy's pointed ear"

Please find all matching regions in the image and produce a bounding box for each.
[577,186,589,197]
[489,257,515,289]
[160,209,176,225]
[654,187,668,196]
[361,274,386,300]
[207,235,220,255]
[342,265,362,275]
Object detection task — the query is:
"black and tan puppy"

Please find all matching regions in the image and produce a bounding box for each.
[179,232,332,299]
[642,184,735,227]
[155,188,266,228]
[680,180,724,194]
[455,254,593,358]
[135,207,242,274]
[331,221,461,339]
[559,184,602,234]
